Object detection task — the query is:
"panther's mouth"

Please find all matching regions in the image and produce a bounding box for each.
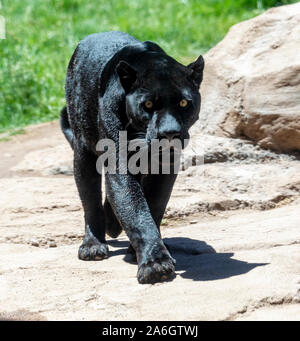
[128,131,147,140]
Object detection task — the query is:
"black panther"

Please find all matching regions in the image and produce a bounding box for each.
[60,31,204,284]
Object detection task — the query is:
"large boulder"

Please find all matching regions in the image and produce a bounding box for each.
[195,3,300,152]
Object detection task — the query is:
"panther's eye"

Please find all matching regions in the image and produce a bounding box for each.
[179,99,188,108]
[144,100,153,109]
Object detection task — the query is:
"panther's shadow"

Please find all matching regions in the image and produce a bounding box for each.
[107,237,268,281]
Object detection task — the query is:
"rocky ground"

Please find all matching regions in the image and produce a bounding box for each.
[0,121,299,321]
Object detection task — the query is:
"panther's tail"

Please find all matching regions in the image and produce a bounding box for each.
[60,106,74,149]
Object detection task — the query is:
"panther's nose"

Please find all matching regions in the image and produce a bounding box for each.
[157,113,181,141]
[157,129,181,141]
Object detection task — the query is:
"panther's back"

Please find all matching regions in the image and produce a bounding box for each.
[65,32,140,147]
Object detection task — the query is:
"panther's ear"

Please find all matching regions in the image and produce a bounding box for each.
[187,55,205,88]
[143,41,166,54]
[116,60,137,93]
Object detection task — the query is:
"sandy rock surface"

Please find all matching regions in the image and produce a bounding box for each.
[0,122,299,321]
[196,2,300,152]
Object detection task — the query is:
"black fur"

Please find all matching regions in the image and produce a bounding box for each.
[61,31,204,284]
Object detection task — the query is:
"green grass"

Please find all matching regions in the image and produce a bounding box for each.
[0,0,297,132]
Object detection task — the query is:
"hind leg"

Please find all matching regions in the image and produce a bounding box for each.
[74,145,108,260]
[104,197,122,238]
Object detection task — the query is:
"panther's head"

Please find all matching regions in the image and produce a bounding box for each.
[116,51,204,147]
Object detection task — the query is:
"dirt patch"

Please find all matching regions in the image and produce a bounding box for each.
[0,121,299,320]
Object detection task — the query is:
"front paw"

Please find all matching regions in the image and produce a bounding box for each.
[78,239,109,261]
[137,244,176,284]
